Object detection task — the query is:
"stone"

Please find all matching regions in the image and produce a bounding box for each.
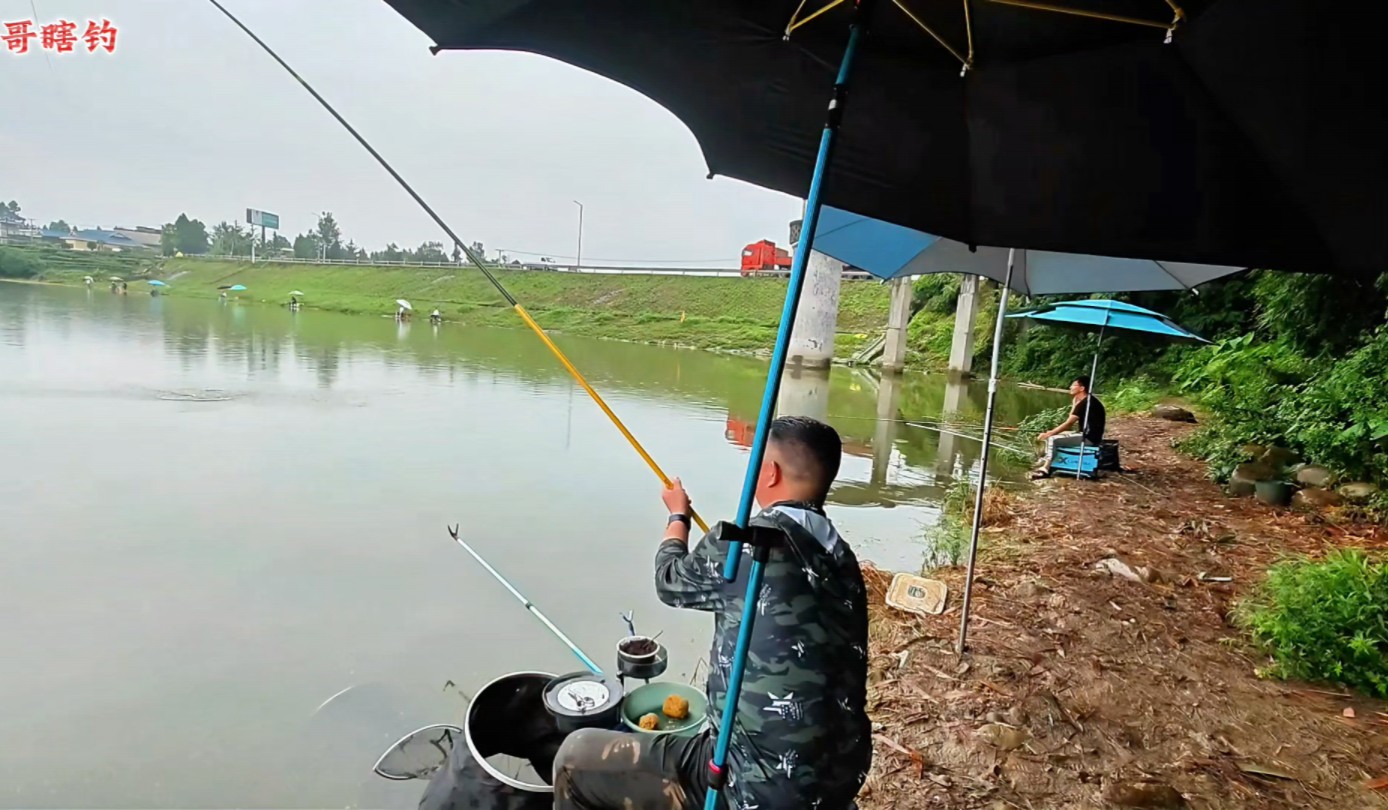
[1102,780,1188,808]
[1338,482,1381,503]
[976,723,1029,751]
[1254,480,1294,507]
[1152,404,1197,422]
[1259,446,1302,470]
[1227,478,1256,498]
[1295,465,1335,488]
[1229,462,1276,496]
[1012,579,1053,599]
[1095,557,1162,584]
[1291,487,1343,510]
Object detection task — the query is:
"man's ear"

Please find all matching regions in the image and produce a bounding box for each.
[765,459,783,488]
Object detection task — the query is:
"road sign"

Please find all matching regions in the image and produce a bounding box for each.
[246,208,280,230]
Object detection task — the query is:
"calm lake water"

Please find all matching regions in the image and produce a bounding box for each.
[0,282,1061,808]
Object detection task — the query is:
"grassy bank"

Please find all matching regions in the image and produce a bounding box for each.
[34,255,905,360]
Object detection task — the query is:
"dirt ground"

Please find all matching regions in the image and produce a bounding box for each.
[858,416,1388,809]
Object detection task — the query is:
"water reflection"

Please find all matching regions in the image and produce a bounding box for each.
[724,367,1035,511]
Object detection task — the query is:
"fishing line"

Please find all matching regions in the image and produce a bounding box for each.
[205,0,709,533]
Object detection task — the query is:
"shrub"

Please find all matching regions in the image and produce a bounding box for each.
[0,246,43,278]
[1235,549,1388,698]
[1016,405,1071,439]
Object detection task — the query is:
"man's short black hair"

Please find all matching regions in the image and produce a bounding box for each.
[768,415,842,504]
[1073,375,1091,392]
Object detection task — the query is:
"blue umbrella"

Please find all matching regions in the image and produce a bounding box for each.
[802,208,1238,650]
[228,284,247,292]
[1007,299,1210,343]
[1006,297,1208,504]
[147,279,167,287]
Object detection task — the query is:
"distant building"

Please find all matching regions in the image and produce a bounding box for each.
[50,228,151,252]
[112,226,162,251]
[0,210,37,241]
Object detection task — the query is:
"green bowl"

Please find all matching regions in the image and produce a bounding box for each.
[620,682,708,737]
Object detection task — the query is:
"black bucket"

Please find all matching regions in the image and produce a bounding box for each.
[418,671,564,810]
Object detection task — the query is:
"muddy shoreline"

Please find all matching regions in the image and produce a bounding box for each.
[859,416,1388,809]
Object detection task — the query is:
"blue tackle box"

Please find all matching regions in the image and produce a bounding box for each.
[1049,444,1103,479]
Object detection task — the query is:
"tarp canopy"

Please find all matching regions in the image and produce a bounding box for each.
[807,206,1246,295]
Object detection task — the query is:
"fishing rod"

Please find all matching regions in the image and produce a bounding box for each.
[205,0,709,535]
[447,525,601,675]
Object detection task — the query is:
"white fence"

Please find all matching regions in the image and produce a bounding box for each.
[172,252,877,280]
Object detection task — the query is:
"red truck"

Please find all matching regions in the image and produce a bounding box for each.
[740,239,792,275]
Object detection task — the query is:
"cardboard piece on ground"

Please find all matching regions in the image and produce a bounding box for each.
[885,573,948,616]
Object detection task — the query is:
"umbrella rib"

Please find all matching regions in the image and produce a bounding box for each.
[985,0,1172,31]
[962,0,975,65]
[1151,260,1193,291]
[787,0,846,35]
[892,0,968,67]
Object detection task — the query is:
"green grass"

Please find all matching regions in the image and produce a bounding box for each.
[1235,549,1388,697]
[35,255,898,360]
[2,245,157,280]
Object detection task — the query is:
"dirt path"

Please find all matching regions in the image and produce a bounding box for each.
[859,416,1388,809]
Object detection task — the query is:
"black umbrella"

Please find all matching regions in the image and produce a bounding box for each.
[381,0,1384,280]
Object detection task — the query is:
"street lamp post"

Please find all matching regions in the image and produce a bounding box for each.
[572,200,583,273]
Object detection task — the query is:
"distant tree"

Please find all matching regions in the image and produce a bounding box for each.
[293,232,322,260]
[410,241,448,263]
[163,213,209,255]
[315,212,344,260]
[3,200,19,217]
[211,221,251,256]
[371,242,406,263]
[44,220,71,233]
[269,233,291,251]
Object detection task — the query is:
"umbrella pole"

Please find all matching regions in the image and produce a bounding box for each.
[1077,305,1109,476]
[956,249,1015,654]
[704,6,872,808]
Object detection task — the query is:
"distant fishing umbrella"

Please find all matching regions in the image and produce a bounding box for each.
[228,284,247,292]
[289,290,305,296]
[396,299,413,311]
[203,0,710,534]
[147,280,167,286]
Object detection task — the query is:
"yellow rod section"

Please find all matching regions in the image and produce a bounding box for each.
[513,304,711,533]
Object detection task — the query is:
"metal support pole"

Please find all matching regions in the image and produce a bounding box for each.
[957,249,1015,653]
[573,200,584,273]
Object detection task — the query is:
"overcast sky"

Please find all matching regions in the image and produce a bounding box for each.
[1,0,801,266]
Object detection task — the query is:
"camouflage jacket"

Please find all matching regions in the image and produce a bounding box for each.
[654,504,871,810]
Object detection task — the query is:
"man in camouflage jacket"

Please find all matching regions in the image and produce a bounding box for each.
[553,416,871,810]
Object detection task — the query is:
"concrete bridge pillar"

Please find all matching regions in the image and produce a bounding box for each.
[871,373,902,487]
[777,367,831,422]
[786,218,843,370]
[934,374,971,481]
[947,275,981,376]
[881,276,914,373]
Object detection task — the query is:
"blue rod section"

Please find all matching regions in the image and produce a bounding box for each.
[448,527,601,674]
[721,25,865,583]
[704,20,867,810]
